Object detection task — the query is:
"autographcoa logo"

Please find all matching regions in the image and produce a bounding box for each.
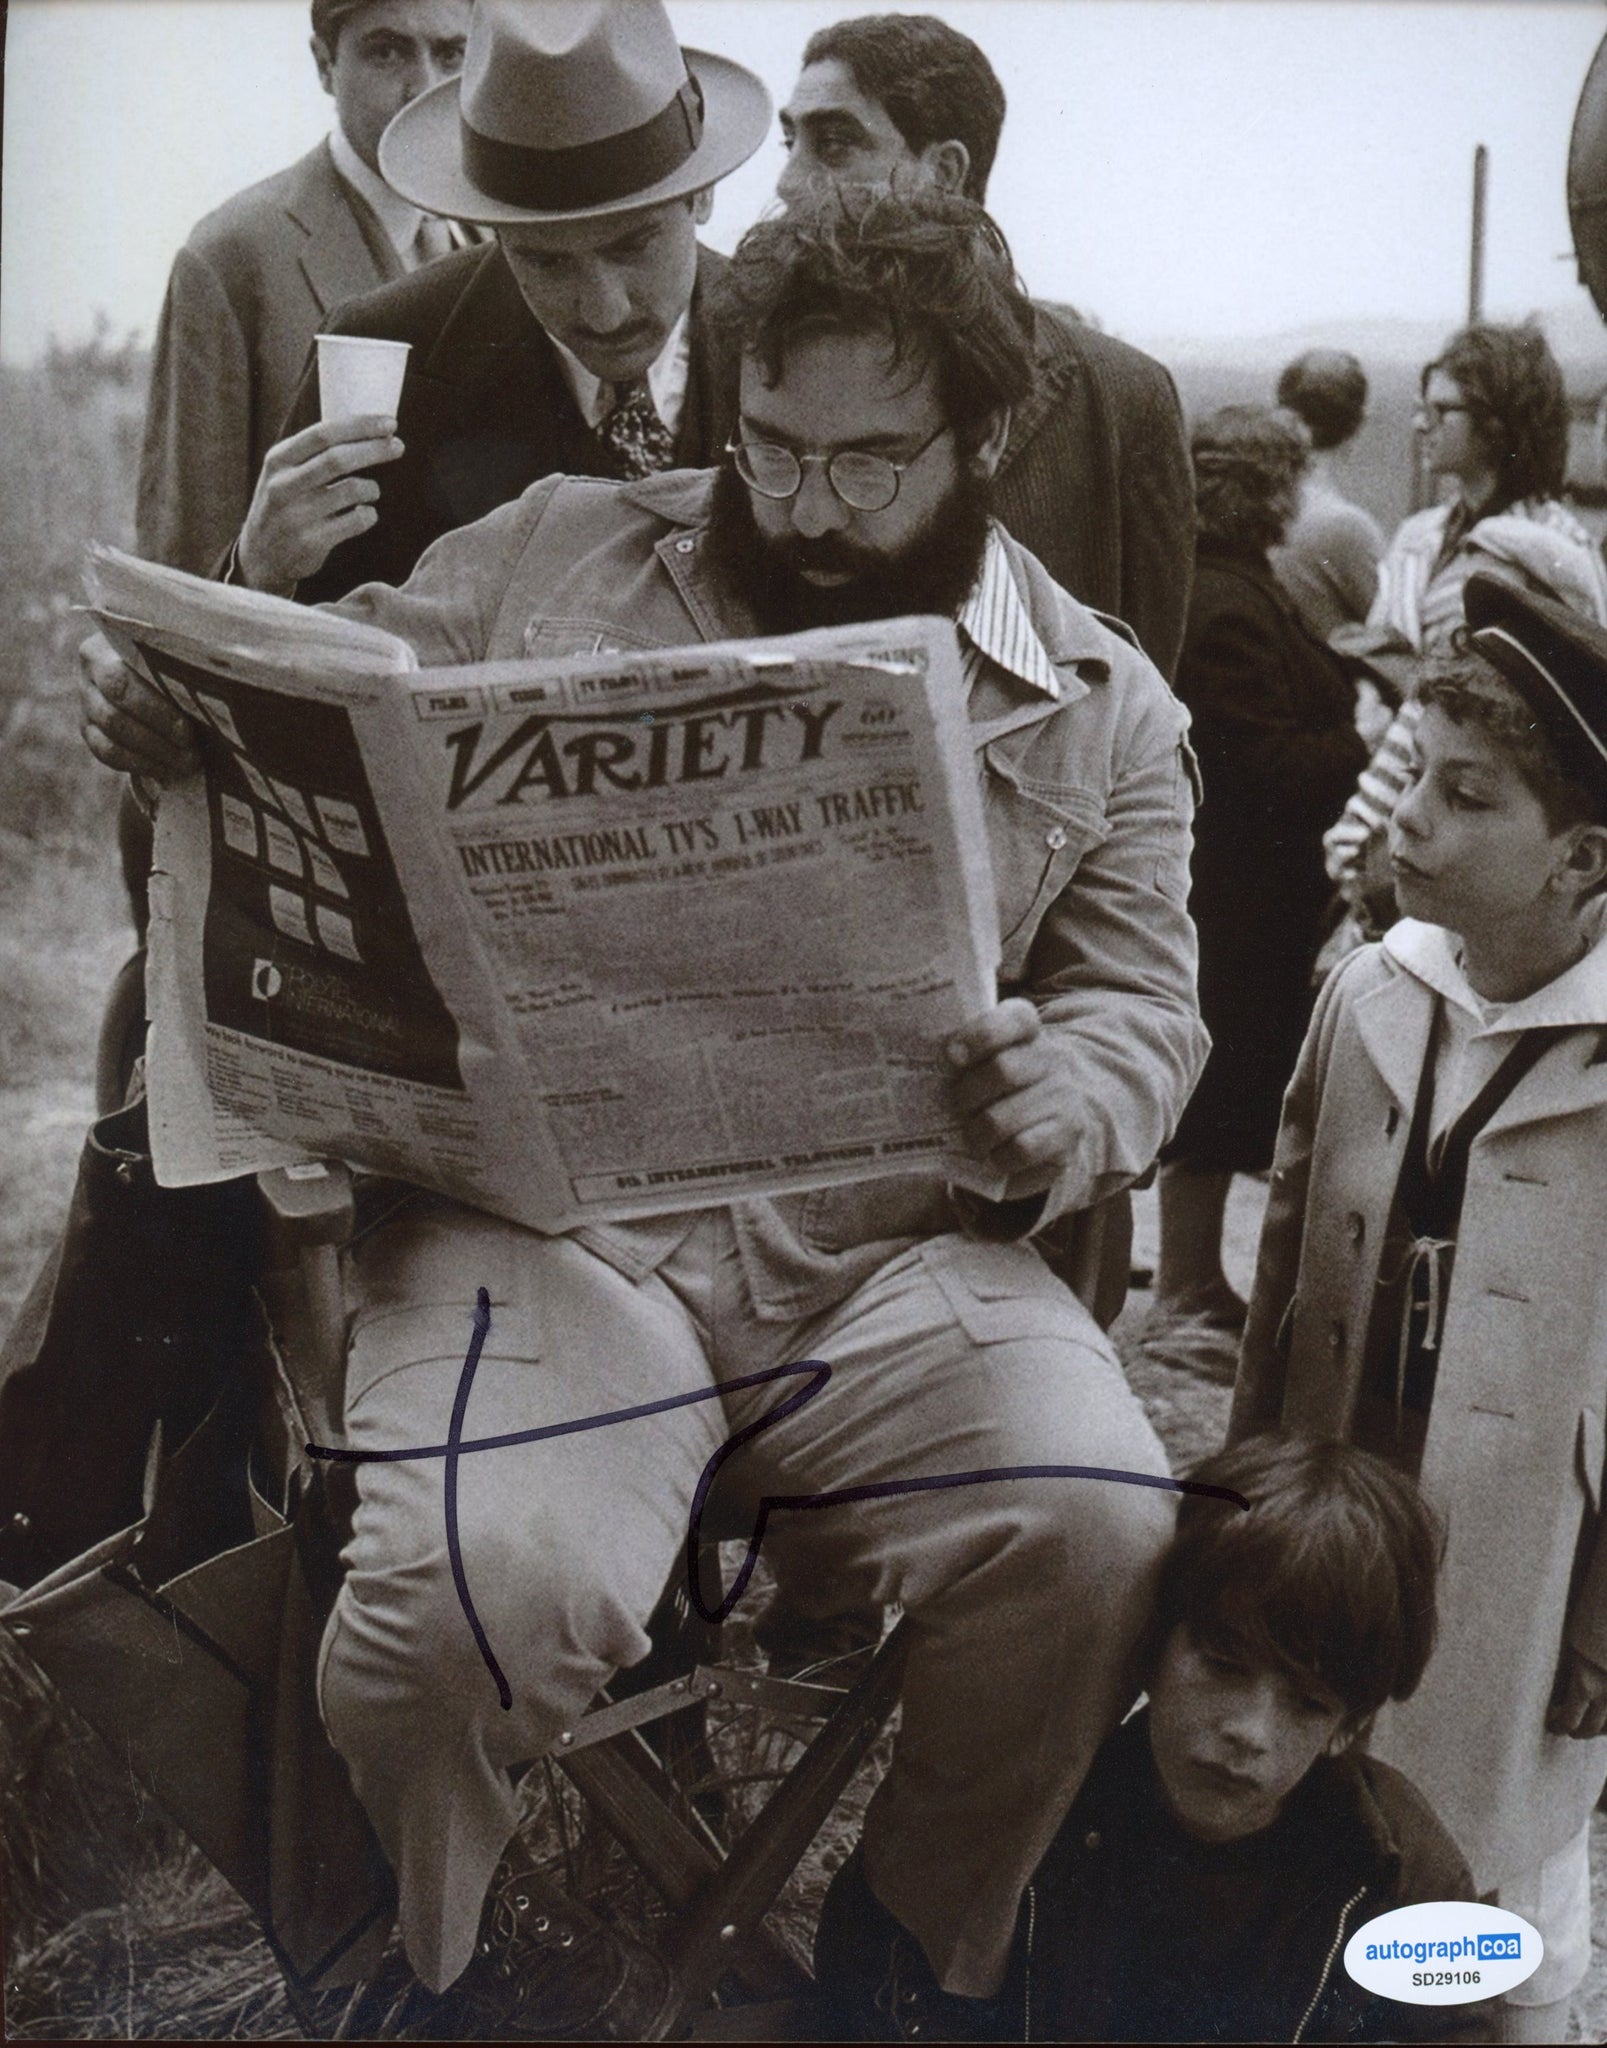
[1344,1901,1540,2005]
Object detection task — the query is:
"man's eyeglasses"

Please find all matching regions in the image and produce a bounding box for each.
[1414,399,1472,428]
[727,422,952,513]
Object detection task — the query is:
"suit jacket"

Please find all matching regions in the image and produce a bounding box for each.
[136,140,408,576]
[1230,922,1607,1890]
[287,258,1189,666]
[291,243,738,603]
[996,307,1195,680]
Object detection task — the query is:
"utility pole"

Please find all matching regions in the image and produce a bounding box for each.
[1469,143,1489,325]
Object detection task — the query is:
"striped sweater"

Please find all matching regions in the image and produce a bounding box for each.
[1324,498,1607,882]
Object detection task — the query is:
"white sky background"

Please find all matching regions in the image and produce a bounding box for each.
[2,0,1606,363]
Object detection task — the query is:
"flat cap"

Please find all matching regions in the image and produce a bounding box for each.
[1464,570,1607,812]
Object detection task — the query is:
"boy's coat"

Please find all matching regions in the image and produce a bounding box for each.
[1232,920,1607,1891]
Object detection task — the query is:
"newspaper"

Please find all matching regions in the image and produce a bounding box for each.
[85,546,1008,1232]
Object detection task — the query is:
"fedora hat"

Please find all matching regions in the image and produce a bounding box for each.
[1464,570,1607,811]
[378,0,771,225]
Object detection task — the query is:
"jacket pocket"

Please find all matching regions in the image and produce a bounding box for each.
[982,750,1110,982]
[918,1233,1101,1348]
[798,1177,951,1256]
[520,617,660,661]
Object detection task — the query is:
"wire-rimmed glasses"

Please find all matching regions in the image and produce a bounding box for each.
[726,422,952,513]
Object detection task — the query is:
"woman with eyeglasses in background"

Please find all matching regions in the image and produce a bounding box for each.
[1322,323,1607,929]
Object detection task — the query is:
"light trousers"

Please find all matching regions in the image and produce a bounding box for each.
[1495,1817,1591,2008]
[317,1199,1174,1995]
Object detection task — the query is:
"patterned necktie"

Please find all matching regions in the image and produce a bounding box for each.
[597,378,676,479]
[409,214,456,268]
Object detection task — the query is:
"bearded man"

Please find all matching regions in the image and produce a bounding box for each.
[83,187,1205,2040]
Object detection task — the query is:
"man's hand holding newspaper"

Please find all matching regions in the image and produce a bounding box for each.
[80,549,1039,1227]
[81,628,203,782]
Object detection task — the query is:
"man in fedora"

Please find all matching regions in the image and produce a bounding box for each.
[84,184,1204,2041]
[136,0,475,582]
[776,12,1195,680]
[230,0,769,602]
[84,0,768,1115]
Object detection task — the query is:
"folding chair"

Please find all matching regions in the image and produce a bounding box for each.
[8,1161,1132,2040]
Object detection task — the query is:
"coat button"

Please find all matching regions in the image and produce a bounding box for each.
[1046,825,1068,850]
[1346,1212,1365,1246]
[1328,1318,1346,1352]
[675,538,695,554]
[1084,1829,1102,1850]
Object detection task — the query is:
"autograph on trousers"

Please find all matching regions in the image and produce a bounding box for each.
[308,1288,1248,1710]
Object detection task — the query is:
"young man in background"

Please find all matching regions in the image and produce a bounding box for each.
[777,11,1196,680]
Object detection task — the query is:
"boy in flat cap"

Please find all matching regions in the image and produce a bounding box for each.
[1231,573,1607,2042]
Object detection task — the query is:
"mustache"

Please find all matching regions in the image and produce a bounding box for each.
[772,533,882,578]
[703,455,994,635]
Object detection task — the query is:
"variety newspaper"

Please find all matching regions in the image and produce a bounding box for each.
[86,547,1009,1232]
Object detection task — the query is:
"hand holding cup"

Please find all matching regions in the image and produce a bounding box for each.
[236,335,411,593]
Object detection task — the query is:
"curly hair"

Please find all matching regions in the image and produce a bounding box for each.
[1420,640,1607,838]
[1276,349,1368,451]
[801,15,1006,203]
[1191,404,1309,557]
[1150,1434,1442,1735]
[1425,323,1570,511]
[712,185,1036,453]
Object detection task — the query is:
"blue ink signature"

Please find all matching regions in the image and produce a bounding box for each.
[308,1288,1248,1710]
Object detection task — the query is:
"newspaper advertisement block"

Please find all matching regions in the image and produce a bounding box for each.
[85,547,1007,1232]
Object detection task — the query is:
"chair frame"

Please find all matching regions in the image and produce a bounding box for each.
[256,1164,919,2038]
[247,1163,1130,2038]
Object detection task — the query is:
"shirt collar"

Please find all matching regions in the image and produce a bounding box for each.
[328,125,424,260]
[956,523,1061,700]
[548,310,692,434]
[1384,907,1607,1032]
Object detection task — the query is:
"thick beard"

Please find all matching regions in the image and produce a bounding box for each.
[704,458,994,635]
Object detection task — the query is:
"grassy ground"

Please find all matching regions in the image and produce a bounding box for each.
[0,346,144,1332]
[3,352,1606,2037]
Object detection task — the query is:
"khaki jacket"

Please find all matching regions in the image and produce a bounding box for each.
[336,469,1205,1316]
[1232,921,1607,1887]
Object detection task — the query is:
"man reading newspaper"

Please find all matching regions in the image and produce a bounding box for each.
[82,189,1206,2041]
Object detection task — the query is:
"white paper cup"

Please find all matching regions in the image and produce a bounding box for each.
[317,334,411,421]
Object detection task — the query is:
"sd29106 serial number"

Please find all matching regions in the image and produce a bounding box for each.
[1412,1972,1481,1987]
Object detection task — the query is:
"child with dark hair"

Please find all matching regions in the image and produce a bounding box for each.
[1233,573,1607,2041]
[1273,348,1384,640]
[1017,1433,1490,2043]
[1321,323,1606,945]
